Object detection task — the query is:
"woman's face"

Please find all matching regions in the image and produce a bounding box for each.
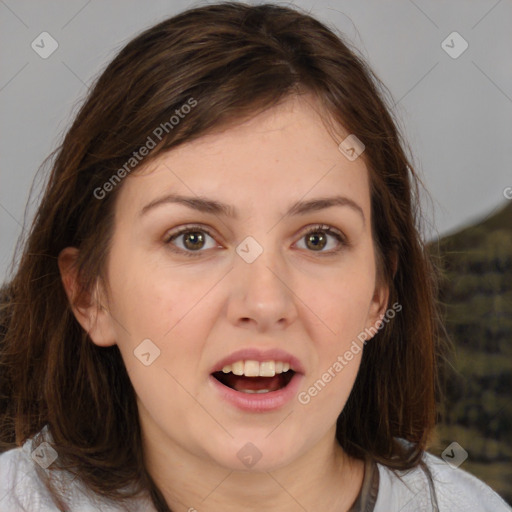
[78,94,388,471]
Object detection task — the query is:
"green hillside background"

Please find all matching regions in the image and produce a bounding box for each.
[427,201,512,504]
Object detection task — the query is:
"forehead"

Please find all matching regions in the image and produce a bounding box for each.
[116,94,370,218]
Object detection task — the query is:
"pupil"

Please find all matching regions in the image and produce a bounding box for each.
[184,232,204,250]
[307,232,326,250]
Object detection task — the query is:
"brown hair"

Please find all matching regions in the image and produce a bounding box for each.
[0,2,441,510]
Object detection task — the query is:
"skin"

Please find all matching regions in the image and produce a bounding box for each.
[60,93,389,512]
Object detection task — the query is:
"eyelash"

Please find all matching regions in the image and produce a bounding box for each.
[163,224,347,258]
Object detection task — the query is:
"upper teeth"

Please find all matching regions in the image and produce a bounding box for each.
[222,360,291,377]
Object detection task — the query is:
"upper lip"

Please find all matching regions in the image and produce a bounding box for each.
[211,348,305,374]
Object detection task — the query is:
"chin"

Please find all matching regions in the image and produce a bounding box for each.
[201,433,305,473]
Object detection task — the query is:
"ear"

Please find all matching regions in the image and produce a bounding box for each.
[58,247,117,347]
[365,249,398,334]
[365,279,390,338]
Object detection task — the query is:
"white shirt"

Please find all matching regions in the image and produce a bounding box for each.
[0,430,510,511]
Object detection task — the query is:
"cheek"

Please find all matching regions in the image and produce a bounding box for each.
[105,255,215,411]
[114,292,209,439]
[299,280,367,416]
[314,268,376,338]
[107,247,212,341]
[297,347,362,431]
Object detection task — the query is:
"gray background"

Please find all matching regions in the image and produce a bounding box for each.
[1,0,511,282]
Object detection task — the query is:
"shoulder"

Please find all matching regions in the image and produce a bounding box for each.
[0,440,58,511]
[0,428,153,512]
[374,450,511,512]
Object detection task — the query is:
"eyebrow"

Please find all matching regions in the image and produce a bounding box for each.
[140,193,365,224]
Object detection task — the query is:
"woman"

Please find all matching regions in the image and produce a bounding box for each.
[0,2,509,511]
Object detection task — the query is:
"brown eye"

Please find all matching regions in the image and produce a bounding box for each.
[165,225,219,257]
[305,231,327,251]
[296,225,346,254]
[182,231,206,250]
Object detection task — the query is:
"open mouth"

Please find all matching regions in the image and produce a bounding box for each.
[212,361,296,394]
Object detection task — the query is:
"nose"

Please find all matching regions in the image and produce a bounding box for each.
[225,238,299,332]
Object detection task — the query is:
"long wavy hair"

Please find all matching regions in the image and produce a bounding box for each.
[0,2,442,510]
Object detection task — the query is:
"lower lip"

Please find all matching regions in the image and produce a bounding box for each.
[209,372,304,412]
